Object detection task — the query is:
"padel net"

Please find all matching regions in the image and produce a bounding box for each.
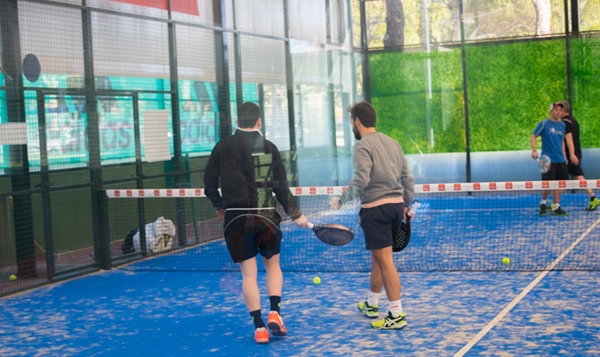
[103,180,600,272]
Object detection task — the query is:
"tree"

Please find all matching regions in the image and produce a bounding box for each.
[532,0,551,35]
[384,0,405,50]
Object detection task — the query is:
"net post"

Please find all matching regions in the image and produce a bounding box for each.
[96,190,112,270]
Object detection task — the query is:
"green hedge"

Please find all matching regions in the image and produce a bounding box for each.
[370,36,600,154]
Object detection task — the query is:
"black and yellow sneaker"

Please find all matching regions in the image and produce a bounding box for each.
[586,198,600,211]
[551,207,569,216]
[357,301,379,318]
[538,203,547,216]
[371,312,407,330]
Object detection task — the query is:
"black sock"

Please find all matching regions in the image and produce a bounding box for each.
[269,296,281,313]
[249,310,265,329]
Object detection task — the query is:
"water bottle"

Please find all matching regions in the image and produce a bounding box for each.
[407,200,420,217]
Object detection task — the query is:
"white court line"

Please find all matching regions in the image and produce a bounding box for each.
[454,216,600,357]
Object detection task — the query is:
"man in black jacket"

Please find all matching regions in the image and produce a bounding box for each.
[556,100,599,211]
[204,102,309,344]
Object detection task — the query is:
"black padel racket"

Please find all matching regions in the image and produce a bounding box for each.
[308,222,354,246]
[393,201,419,252]
[393,218,411,252]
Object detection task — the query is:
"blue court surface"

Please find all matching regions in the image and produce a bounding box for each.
[2,191,600,356]
[1,269,600,356]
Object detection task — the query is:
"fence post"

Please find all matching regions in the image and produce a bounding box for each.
[96,190,111,270]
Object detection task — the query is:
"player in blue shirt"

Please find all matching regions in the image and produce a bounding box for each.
[530,102,569,216]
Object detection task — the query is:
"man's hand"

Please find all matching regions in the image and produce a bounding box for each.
[294,214,310,228]
[215,208,225,220]
[531,150,539,160]
[329,196,342,210]
[570,154,579,165]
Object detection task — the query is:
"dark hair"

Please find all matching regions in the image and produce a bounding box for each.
[348,101,376,128]
[555,100,571,113]
[237,102,261,128]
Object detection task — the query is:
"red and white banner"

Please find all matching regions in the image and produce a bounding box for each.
[106,180,600,198]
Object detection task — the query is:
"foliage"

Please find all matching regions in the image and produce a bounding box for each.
[370,36,600,154]
[358,0,600,49]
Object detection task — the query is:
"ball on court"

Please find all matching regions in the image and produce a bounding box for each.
[9,274,17,282]
[502,257,510,265]
[313,276,321,285]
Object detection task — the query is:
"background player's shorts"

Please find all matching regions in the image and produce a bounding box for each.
[358,202,405,250]
[567,162,584,177]
[224,210,282,263]
[542,163,569,181]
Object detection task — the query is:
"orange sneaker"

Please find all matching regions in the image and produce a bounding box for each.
[267,311,288,336]
[254,327,269,344]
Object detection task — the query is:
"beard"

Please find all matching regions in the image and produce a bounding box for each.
[352,126,361,140]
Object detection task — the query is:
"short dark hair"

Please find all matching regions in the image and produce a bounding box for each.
[555,100,571,113]
[348,101,376,128]
[238,102,261,128]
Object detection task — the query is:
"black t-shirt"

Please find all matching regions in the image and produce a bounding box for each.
[562,114,582,159]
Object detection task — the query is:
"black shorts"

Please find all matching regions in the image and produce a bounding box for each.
[223,210,282,263]
[358,202,404,250]
[567,162,584,177]
[541,163,569,181]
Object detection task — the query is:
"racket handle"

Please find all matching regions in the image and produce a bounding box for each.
[307,222,314,229]
[407,201,420,217]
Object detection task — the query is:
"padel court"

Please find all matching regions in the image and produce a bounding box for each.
[2,183,600,356]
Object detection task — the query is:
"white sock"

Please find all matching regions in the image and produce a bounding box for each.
[540,199,547,205]
[553,203,560,209]
[389,300,403,318]
[367,291,380,306]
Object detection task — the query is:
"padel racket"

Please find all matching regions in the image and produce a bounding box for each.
[537,155,551,173]
[393,218,411,252]
[393,201,419,253]
[308,222,354,246]
[223,213,282,241]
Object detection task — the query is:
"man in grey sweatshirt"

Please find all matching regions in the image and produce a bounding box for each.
[330,101,414,330]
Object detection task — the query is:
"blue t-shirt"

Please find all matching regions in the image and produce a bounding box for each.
[532,119,566,164]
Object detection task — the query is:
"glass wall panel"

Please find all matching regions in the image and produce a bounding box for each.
[579,1,600,32]
[235,0,284,37]
[240,35,288,150]
[177,25,218,155]
[466,40,566,153]
[328,0,352,46]
[291,41,329,152]
[365,0,569,50]
[87,0,170,19]
[171,0,216,25]
[570,34,600,180]
[18,3,86,170]
[92,12,170,91]
[46,0,82,4]
[370,48,464,182]
[288,0,327,43]
[19,2,84,87]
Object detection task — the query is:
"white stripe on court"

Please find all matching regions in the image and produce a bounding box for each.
[454,216,600,357]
